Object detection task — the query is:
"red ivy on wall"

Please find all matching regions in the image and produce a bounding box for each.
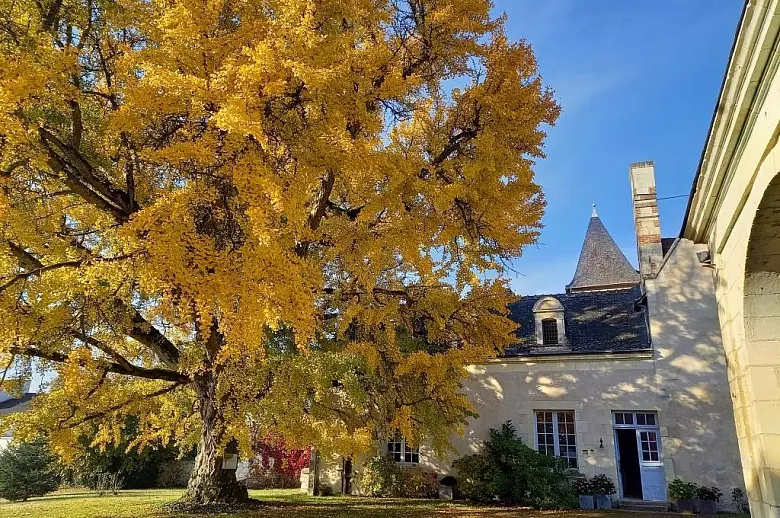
[254,436,311,478]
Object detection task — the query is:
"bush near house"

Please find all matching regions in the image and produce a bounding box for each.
[0,438,60,501]
[668,478,698,500]
[361,455,439,498]
[696,485,723,502]
[589,474,616,495]
[452,421,577,509]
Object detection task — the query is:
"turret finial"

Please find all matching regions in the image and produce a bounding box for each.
[591,203,598,218]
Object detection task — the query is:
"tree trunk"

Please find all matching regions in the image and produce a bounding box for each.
[185,374,249,504]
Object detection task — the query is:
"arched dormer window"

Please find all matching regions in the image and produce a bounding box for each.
[533,297,567,348]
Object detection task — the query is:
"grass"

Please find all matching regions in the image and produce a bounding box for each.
[0,488,697,518]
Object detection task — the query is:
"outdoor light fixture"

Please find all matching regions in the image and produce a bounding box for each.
[697,250,715,268]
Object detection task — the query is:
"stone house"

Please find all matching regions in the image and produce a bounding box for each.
[0,382,34,451]
[306,162,745,509]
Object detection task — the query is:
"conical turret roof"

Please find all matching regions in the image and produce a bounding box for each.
[566,206,639,293]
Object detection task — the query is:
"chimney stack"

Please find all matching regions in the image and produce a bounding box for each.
[629,161,663,279]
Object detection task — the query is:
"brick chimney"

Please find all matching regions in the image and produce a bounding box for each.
[629,161,663,279]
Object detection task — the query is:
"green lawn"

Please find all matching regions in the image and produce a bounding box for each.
[0,488,690,518]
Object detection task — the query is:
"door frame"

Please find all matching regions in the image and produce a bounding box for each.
[612,411,665,501]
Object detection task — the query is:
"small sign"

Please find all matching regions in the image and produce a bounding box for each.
[222,453,238,470]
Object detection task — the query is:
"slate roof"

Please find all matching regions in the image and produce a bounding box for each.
[567,213,640,292]
[504,286,650,356]
[0,393,34,413]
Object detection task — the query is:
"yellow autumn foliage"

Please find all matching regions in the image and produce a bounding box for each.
[0,0,559,493]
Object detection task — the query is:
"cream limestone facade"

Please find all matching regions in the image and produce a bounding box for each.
[684,1,780,516]
[418,239,742,508]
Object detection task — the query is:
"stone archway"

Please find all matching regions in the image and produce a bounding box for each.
[742,172,780,516]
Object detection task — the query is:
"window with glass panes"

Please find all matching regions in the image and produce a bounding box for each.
[386,437,419,464]
[640,431,660,461]
[534,410,578,468]
[541,319,559,345]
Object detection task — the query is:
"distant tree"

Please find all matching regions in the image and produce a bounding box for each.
[0,439,60,501]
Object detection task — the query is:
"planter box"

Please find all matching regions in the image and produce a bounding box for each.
[675,499,695,514]
[595,494,612,509]
[579,495,595,510]
[695,499,717,515]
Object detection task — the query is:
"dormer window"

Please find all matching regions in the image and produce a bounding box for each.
[541,319,559,345]
[533,297,567,348]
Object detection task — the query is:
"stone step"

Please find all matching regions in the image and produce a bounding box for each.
[618,500,671,513]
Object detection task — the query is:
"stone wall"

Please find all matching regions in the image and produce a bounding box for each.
[682,1,780,513]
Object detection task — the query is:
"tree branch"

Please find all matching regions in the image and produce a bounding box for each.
[6,346,190,383]
[38,127,133,222]
[64,380,187,428]
[3,241,182,368]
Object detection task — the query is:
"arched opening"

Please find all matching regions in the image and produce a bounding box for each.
[743,172,780,513]
[745,172,780,358]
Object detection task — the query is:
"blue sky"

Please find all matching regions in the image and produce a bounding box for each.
[494,1,743,295]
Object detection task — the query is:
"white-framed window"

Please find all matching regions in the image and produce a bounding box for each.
[613,411,657,427]
[639,430,660,462]
[535,410,578,468]
[386,436,419,464]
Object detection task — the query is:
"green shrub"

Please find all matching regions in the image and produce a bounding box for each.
[668,478,698,500]
[590,474,616,495]
[452,421,577,508]
[572,477,593,495]
[397,466,439,498]
[0,438,60,501]
[732,488,749,513]
[697,485,723,502]
[360,455,439,498]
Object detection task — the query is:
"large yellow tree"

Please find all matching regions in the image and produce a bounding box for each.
[0,0,558,504]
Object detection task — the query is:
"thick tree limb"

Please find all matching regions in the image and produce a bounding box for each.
[6,346,190,383]
[39,127,133,222]
[70,100,83,149]
[70,330,136,373]
[308,170,335,232]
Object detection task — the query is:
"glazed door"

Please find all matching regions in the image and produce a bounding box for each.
[613,412,667,502]
[637,429,666,501]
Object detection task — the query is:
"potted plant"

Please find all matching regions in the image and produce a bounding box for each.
[668,478,697,513]
[732,487,749,513]
[590,474,616,509]
[695,485,722,515]
[573,477,595,509]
